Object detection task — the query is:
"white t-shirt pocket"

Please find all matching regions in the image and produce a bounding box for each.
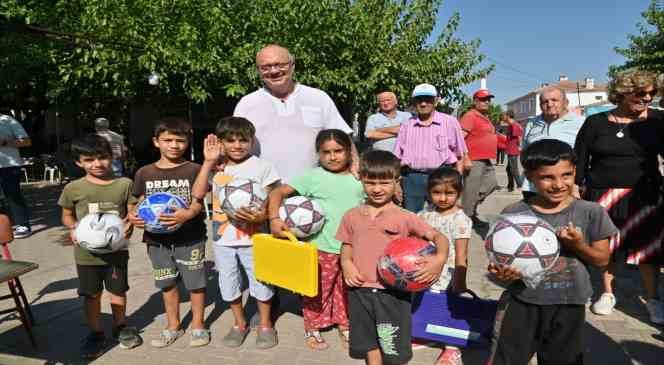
[301,106,324,128]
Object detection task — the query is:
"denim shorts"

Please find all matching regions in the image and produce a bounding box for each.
[213,244,274,302]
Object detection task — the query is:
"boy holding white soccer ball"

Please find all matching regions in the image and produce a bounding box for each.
[58,134,141,358]
[487,139,616,365]
[191,116,280,349]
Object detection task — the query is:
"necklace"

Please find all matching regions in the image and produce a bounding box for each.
[608,112,640,138]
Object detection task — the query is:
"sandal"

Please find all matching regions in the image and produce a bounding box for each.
[337,327,349,349]
[304,330,329,350]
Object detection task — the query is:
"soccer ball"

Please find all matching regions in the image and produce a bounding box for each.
[485,214,560,288]
[137,192,189,234]
[278,196,326,238]
[217,178,267,217]
[75,213,128,254]
[377,237,438,292]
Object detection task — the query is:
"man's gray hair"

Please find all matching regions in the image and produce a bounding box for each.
[94,117,110,131]
[256,44,295,65]
[538,85,568,102]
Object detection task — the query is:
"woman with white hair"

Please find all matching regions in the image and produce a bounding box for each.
[574,69,664,324]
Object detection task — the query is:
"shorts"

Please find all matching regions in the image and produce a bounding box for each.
[487,291,585,365]
[213,244,274,302]
[77,264,129,297]
[347,287,412,365]
[147,241,207,291]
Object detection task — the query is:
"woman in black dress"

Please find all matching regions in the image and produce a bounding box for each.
[575,69,664,324]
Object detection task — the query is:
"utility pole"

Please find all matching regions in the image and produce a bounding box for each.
[576,81,582,106]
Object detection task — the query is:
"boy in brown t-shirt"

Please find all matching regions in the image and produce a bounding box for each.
[336,150,450,365]
[128,117,209,348]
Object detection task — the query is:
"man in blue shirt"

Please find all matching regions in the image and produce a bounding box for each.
[364,91,411,152]
[521,86,584,198]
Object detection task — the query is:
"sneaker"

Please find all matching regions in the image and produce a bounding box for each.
[645,298,664,325]
[591,293,616,315]
[190,328,211,347]
[256,327,278,350]
[80,331,106,359]
[13,226,31,239]
[150,328,184,348]
[112,325,142,349]
[222,325,249,348]
[436,347,463,365]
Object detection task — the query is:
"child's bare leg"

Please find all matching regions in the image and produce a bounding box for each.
[257,298,272,328]
[162,285,180,330]
[229,297,247,329]
[85,293,103,332]
[189,289,206,330]
[366,348,382,365]
[109,293,127,327]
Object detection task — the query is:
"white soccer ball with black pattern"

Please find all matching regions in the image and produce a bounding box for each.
[75,213,128,254]
[485,214,560,288]
[217,178,267,217]
[278,196,326,238]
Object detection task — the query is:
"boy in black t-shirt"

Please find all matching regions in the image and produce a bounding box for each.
[128,117,209,348]
[487,139,616,365]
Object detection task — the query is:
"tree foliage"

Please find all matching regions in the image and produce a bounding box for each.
[613,0,664,74]
[1,0,491,119]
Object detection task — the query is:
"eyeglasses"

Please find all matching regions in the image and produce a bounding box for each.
[633,90,657,98]
[258,62,291,73]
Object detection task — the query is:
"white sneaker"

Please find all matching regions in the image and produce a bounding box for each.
[591,293,616,315]
[645,299,664,325]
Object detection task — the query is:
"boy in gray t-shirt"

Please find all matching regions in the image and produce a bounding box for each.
[487,140,616,365]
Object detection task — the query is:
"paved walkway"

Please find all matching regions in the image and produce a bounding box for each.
[0,168,662,365]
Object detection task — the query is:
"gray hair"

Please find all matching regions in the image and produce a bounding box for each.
[94,117,109,131]
[538,85,568,103]
[256,44,295,66]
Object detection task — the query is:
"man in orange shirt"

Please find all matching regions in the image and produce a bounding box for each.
[459,89,498,223]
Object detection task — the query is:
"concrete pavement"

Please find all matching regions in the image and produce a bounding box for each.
[0,167,662,365]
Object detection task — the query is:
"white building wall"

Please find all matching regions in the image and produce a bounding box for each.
[565,91,607,108]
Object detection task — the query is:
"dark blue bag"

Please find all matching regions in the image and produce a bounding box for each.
[411,289,498,348]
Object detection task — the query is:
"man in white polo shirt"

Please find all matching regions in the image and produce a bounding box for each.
[234,44,355,182]
[0,113,32,238]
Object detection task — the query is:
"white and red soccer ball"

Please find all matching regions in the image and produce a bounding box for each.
[485,214,560,288]
[278,196,326,238]
[217,178,267,217]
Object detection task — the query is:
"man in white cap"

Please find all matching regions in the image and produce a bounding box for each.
[393,83,467,212]
[94,117,127,177]
[459,89,498,222]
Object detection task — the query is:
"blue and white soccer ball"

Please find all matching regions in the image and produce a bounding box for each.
[137,192,189,234]
[75,213,128,254]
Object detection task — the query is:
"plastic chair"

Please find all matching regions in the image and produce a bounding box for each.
[20,168,29,183]
[43,166,61,184]
[0,214,38,347]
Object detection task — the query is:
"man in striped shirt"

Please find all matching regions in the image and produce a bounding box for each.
[393,84,468,213]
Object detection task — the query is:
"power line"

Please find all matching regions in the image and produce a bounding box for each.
[484,55,549,83]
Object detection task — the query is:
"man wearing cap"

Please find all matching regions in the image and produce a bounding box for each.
[364,91,411,152]
[95,117,127,177]
[0,112,32,238]
[234,44,356,183]
[393,83,467,213]
[459,89,498,222]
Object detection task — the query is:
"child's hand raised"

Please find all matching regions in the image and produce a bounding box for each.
[203,134,224,165]
[488,263,522,282]
[341,261,365,287]
[556,222,584,250]
[414,254,446,286]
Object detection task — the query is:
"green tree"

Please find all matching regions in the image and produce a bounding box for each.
[1,0,491,121]
[612,0,664,73]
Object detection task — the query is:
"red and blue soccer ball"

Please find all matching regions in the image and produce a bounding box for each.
[377,237,438,292]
